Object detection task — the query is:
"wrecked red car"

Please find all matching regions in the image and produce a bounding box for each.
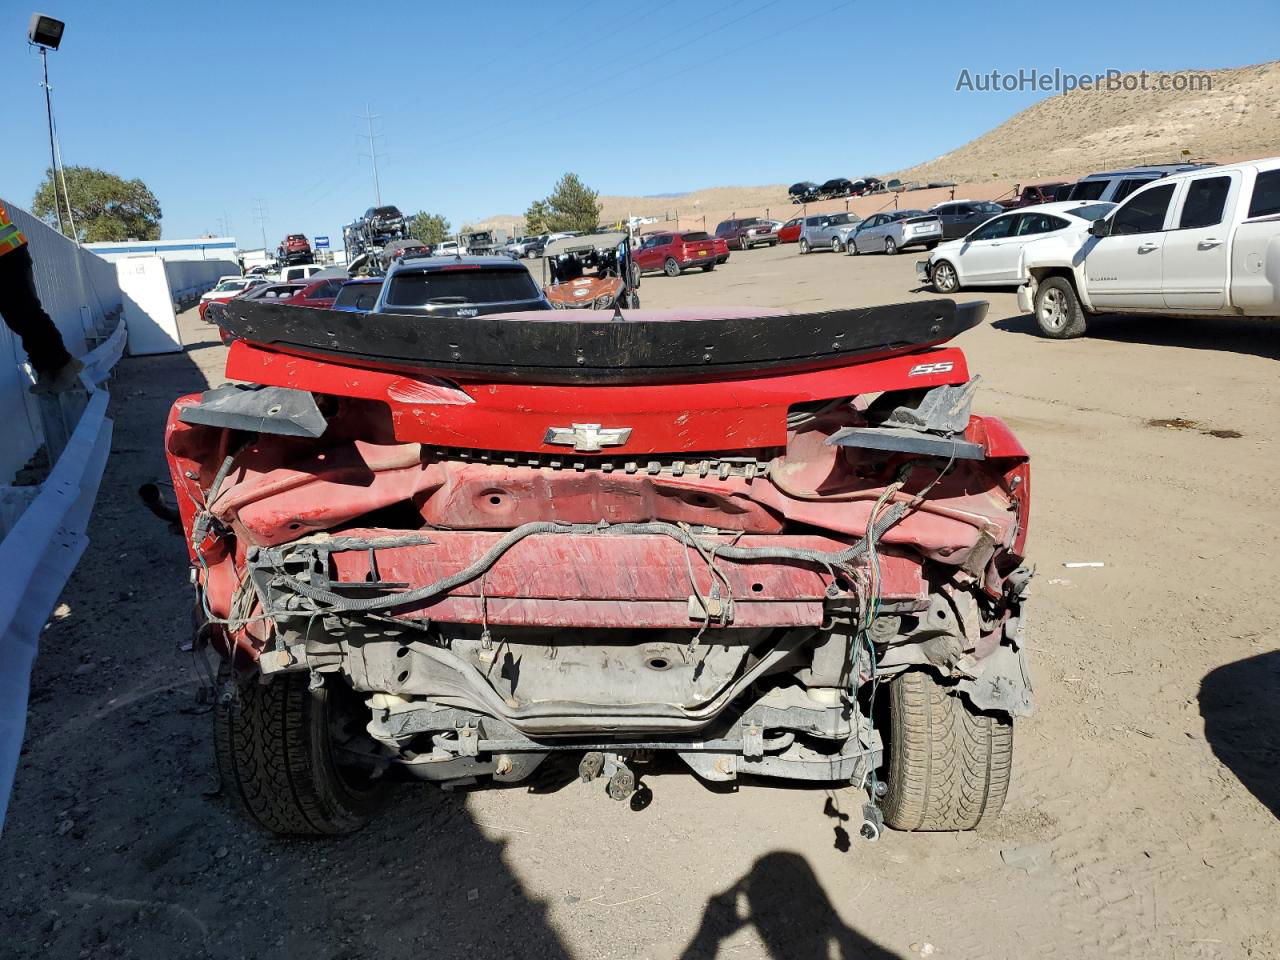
[166,297,1033,838]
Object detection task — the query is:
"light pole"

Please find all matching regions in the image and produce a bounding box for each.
[29,14,73,238]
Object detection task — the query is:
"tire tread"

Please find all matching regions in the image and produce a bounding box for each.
[882,670,1012,831]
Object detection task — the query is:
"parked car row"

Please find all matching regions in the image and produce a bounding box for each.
[501,231,582,259]
[918,201,1117,293]
[788,177,884,203]
[198,276,268,320]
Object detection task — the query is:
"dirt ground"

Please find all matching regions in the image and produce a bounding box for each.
[2,244,1278,960]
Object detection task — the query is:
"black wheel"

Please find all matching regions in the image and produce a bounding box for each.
[881,669,1012,831]
[214,669,388,836]
[799,238,810,255]
[1034,276,1088,339]
[664,257,681,277]
[931,260,959,293]
[701,262,715,272]
[884,236,898,255]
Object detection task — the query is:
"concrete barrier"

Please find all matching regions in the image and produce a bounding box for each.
[0,199,121,486]
[164,258,240,311]
[0,203,129,828]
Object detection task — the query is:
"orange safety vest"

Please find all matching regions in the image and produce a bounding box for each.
[0,200,28,256]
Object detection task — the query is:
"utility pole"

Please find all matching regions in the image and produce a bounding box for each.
[253,198,269,251]
[359,103,385,207]
[37,47,67,236]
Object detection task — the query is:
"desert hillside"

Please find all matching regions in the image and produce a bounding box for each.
[897,60,1280,182]
[473,60,1280,234]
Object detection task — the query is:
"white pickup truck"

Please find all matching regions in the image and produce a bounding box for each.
[1015,157,1280,338]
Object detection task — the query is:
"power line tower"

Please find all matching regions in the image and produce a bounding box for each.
[252,198,270,251]
[359,103,386,207]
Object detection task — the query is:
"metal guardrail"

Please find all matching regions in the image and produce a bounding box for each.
[0,320,124,828]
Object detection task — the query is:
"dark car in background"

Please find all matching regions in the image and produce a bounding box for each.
[714,217,778,250]
[819,178,855,199]
[788,181,820,204]
[240,278,343,308]
[931,200,1007,240]
[332,277,384,312]
[371,256,550,318]
[998,183,1069,209]
[361,205,409,244]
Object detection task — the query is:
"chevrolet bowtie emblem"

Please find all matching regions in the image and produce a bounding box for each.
[543,423,633,452]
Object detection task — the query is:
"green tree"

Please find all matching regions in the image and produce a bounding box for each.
[527,173,601,234]
[524,198,552,235]
[408,211,451,244]
[32,166,161,242]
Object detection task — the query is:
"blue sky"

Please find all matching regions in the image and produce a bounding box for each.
[4,0,1277,246]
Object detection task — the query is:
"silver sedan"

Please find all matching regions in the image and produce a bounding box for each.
[846,210,943,255]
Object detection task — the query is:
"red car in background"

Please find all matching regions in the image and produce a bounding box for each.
[210,278,344,343]
[778,217,803,244]
[197,277,267,321]
[633,230,730,276]
[239,278,343,308]
[278,234,313,265]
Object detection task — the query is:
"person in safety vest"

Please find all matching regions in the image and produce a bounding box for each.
[0,199,82,392]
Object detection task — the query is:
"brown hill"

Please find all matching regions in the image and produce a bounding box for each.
[472,61,1280,234]
[897,60,1280,182]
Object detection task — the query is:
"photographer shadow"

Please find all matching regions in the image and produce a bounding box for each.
[678,851,902,959]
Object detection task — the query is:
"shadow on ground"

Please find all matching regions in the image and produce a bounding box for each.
[678,850,901,959]
[0,320,573,960]
[992,311,1280,360]
[1200,650,1280,819]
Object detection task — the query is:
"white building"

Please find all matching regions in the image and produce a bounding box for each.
[84,236,238,263]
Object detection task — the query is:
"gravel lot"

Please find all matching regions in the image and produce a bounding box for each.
[3,244,1277,960]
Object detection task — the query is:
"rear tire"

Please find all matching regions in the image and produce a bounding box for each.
[664,257,681,277]
[1034,276,1088,339]
[881,669,1012,831]
[214,669,388,836]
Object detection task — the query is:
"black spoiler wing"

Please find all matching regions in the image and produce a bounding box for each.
[213,299,987,385]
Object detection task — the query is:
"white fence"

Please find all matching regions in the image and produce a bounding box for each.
[0,199,122,486]
[164,258,239,309]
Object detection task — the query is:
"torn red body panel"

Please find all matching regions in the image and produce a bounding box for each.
[163,299,1035,809]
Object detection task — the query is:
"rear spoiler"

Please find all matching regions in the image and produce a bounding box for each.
[214,299,988,385]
